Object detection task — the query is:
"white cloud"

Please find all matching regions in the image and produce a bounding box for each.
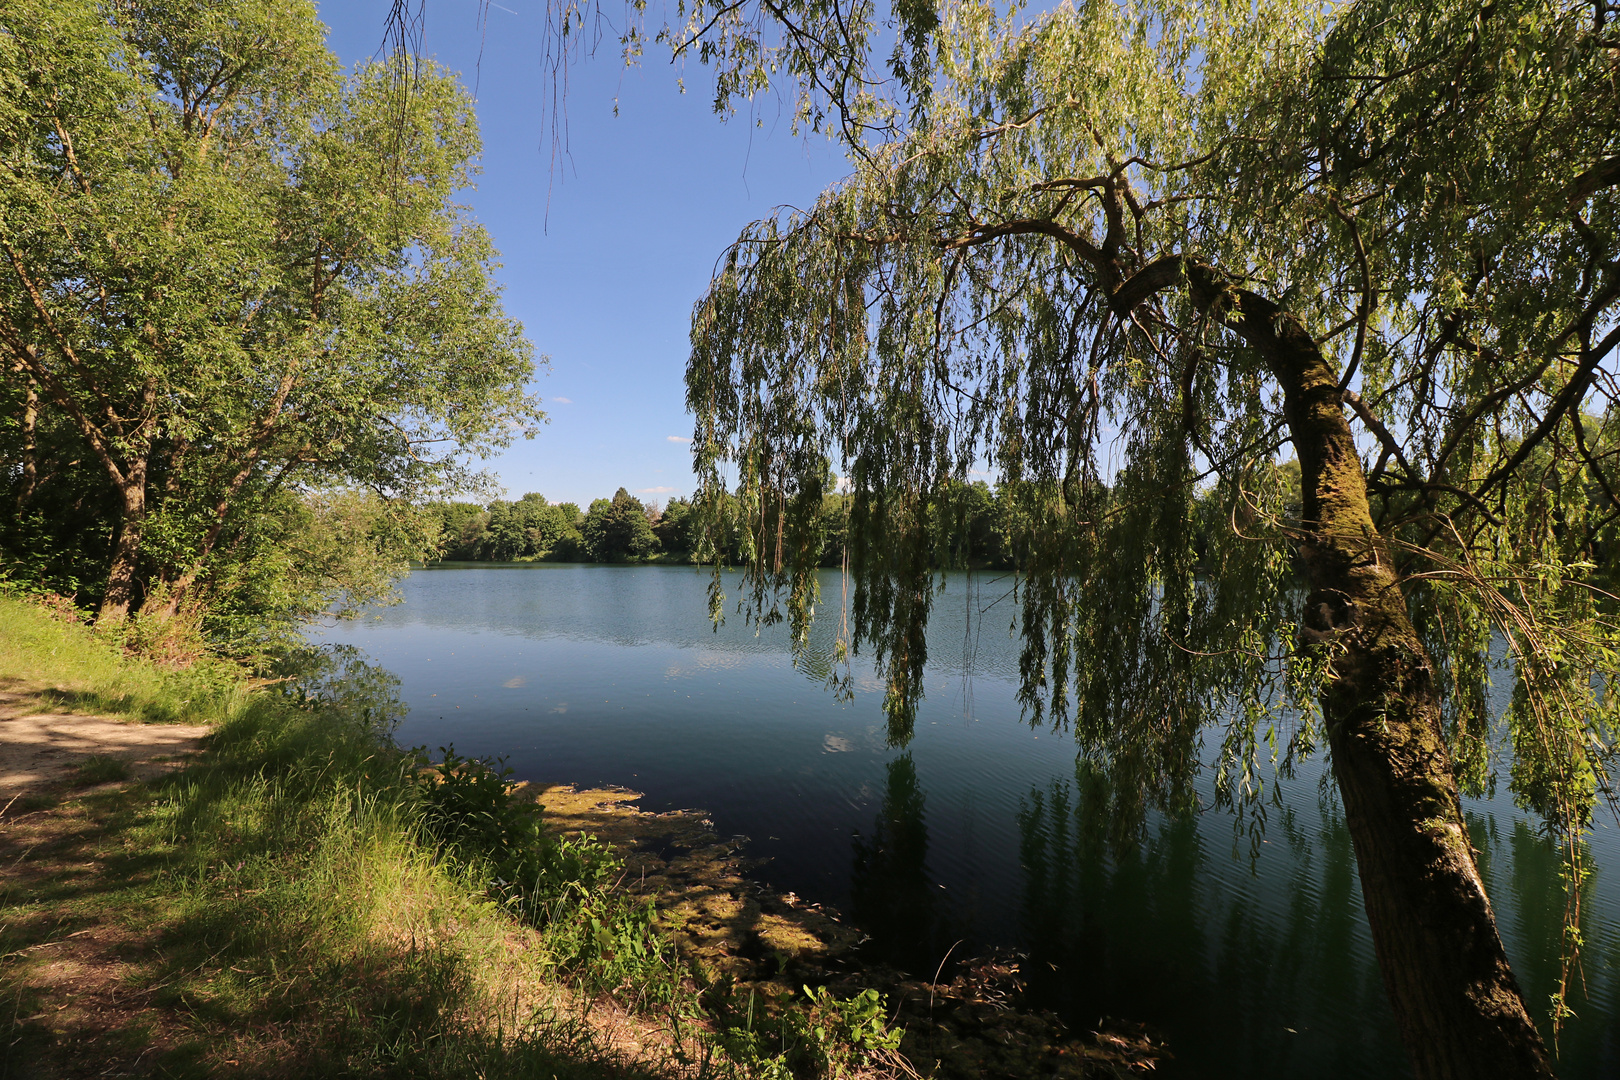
[551,396,573,404]
[666,435,691,444]
[637,485,677,494]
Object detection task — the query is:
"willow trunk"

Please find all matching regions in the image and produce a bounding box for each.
[1188,268,1555,1079]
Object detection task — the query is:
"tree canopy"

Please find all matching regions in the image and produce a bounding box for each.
[661,0,1620,1072]
[0,0,540,641]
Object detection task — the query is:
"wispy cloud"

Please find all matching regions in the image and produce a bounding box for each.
[666,435,691,444]
[638,485,677,494]
[551,396,573,404]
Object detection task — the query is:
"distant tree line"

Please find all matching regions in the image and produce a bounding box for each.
[429,475,1308,568]
[429,487,739,564]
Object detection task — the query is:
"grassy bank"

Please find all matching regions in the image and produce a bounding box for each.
[0,596,907,1079]
[1,597,651,1076]
[0,596,243,725]
[1,596,1167,1079]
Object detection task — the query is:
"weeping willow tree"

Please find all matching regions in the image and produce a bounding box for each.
[677,0,1620,1074]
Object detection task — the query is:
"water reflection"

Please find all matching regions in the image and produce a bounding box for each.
[284,643,407,734]
[849,754,965,976]
[308,566,1620,1079]
[1483,814,1620,1071]
[1017,767,1402,1078]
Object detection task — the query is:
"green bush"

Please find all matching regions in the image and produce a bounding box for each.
[712,985,903,1079]
[408,746,674,1001]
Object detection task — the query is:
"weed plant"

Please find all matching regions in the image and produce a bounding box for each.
[73,755,131,786]
[405,745,910,1078]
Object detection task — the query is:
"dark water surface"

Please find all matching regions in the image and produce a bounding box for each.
[307,564,1620,1079]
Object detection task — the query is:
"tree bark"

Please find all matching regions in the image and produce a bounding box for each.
[98,460,148,626]
[1187,265,1555,1080]
[14,356,38,511]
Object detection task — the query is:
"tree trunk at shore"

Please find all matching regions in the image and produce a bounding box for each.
[1187,265,1555,1080]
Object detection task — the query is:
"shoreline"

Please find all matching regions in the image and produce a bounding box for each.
[0,593,1160,1077]
[538,782,1166,1078]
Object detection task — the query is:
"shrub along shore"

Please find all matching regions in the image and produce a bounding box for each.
[0,594,1157,1078]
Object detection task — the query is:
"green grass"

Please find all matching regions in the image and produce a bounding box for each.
[134,699,667,1076]
[2,696,673,1078]
[0,595,909,1080]
[0,593,244,723]
[72,755,131,786]
[0,599,670,1077]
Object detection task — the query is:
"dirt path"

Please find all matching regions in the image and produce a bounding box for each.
[0,789,195,1079]
[0,688,210,1077]
[0,689,207,797]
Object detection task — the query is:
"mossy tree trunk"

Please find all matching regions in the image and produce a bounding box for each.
[1188,266,1555,1080]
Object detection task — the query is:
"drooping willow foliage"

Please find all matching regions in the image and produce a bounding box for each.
[686,0,1620,867]
[686,0,1316,825]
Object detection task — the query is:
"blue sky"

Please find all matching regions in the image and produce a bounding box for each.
[316,1,849,508]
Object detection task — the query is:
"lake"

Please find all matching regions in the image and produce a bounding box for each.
[307,563,1620,1079]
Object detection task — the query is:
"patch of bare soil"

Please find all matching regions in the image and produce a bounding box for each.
[537,784,1167,1078]
[0,689,207,797]
[0,686,210,1076]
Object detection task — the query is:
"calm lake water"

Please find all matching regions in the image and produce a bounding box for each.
[307,563,1620,1079]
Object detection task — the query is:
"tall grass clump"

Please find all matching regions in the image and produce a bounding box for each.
[128,657,665,1077]
[0,592,243,723]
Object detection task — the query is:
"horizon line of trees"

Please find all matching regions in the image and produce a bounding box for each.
[429,471,1313,569]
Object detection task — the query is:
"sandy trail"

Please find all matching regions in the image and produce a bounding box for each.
[0,689,208,796]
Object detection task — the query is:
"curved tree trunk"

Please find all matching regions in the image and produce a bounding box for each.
[1186,266,1555,1080]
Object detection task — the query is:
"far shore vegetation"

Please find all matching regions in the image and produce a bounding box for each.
[425,478,1134,569]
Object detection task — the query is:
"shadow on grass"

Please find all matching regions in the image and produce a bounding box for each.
[0,756,673,1079]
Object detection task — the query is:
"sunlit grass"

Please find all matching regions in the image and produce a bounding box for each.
[0,593,245,723]
[73,755,131,786]
[0,597,665,1077]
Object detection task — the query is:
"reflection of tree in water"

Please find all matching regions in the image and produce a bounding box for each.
[1482,814,1618,1073]
[849,753,965,977]
[284,643,407,735]
[1017,762,1398,1080]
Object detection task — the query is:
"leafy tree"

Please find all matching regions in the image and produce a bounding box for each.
[197,490,439,650]
[654,496,695,555]
[432,502,490,560]
[546,501,586,559]
[674,0,1620,1073]
[0,0,539,627]
[580,487,659,562]
[476,493,582,560]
